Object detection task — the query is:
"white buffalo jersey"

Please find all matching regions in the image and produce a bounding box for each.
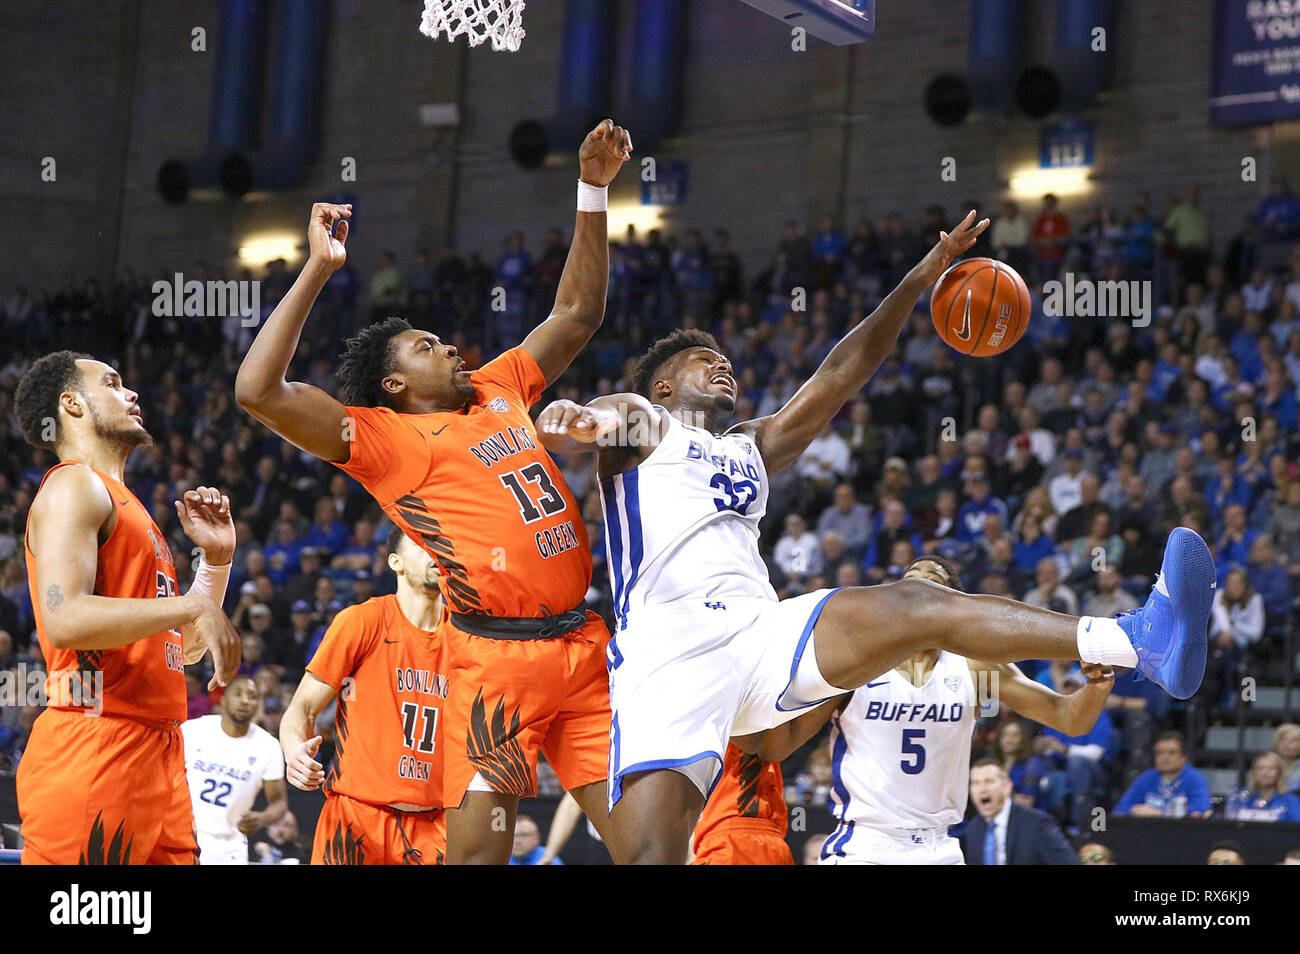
[599,408,775,629]
[824,653,976,848]
[182,715,285,840]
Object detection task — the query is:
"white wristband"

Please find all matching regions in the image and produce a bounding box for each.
[577,180,608,212]
[188,556,233,607]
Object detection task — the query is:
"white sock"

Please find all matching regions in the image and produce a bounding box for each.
[1077,616,1138,668]
[1154,573,1169,597]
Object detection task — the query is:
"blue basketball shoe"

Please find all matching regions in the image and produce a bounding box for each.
[1115,528,1213,699]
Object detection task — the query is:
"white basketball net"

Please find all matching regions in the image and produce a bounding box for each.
[419,0,526,52]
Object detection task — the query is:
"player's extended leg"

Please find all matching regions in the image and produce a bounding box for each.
[445,792,518,865]
[814,582,1080,687]
[814,528,1213,700]
[608,769,705,865]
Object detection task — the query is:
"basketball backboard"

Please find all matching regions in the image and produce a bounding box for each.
[739,0,876,46]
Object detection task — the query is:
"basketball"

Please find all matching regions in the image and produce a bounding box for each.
[929,257,1031,357]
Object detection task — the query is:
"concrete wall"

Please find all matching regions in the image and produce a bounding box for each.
[2,0,1293,294]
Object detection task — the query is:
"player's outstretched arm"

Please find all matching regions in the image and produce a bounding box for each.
[535,392,664,458]
[520,120,631,386]
[538,792,584,865]
[734,694,848,763]
[969,660,1114,736]
[280,672,335,790]
[235,202,354,463]
[733,211,989,475]
[238,778,289,835]
[28,465,240,687]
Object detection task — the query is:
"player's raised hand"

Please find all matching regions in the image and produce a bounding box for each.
[175,486,235,566]
[183,599,242,690]
[579,119,633,188]
[307,202,352,272]
[286,735,325,791]
[538,399,617,443]
[915,209,991,286]
[1080,662,1116,690]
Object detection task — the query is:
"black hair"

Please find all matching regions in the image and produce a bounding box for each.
[336,316,413,407]
[632,329,723,398]
[907,554,964,592]
[386,526,409,557]
[14,350,91,449]
[1156,730,1186,752]
[1209,840,1246,861]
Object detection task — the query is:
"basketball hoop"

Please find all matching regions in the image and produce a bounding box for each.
[419,0,526,52]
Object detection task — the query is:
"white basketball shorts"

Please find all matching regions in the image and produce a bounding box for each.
[197,832,249,866]
[606,588,846,811]
[819,825,965,865]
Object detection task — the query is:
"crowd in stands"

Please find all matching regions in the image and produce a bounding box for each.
[2,178,1300,857]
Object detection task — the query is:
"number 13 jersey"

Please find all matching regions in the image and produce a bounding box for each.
[337,348,590,618]
[599,409,775,630]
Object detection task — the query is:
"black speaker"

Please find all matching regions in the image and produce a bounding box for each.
[219,152,254,199]
[509,120,550,170]
[924,74,971,127]
[1015,66,1062,119]
[157,159,191,205]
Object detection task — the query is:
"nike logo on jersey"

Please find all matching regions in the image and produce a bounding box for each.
[431,425,450,436]
[384,638,399,644]
[866,681,890,688]
[955,289,973,341]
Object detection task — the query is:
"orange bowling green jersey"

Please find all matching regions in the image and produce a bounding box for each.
[24,461,187,724]
[308,594,450,808]
[693,743,788,847]
[336,348,590,618]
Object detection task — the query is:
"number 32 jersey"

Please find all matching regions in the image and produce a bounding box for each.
[599,409,775,629]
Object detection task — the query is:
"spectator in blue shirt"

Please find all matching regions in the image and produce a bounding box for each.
[812,214,846,263]
[1255,176,1300,241]
[508,814,562,865]
[1013,512,1057,575]
[957,474,1009,543]
[263,518,306,585]
[304,498,350,558]
[1204,458,1254,529]
[1260,367,1299,432]
[1151,342,1182,401]
[1240,752,1300,822]
[495,230,531,290]
[1215,504,1258,582]
[1113,732,1213,818]
[1246,535,1292,622]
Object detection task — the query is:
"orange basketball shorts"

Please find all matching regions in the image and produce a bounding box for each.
[441,611,611,806]
[691,821,794,866]
[17,707,197,865]
[312,792,446,865]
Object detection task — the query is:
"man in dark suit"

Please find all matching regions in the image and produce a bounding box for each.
[962,758,1078,865]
